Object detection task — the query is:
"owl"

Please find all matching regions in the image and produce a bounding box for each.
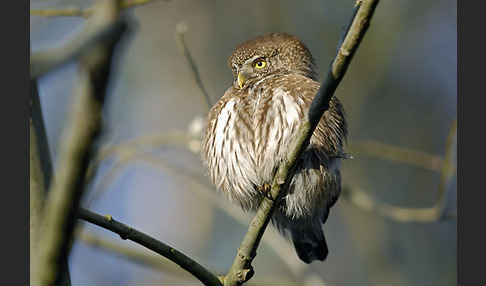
[201,33,347,263]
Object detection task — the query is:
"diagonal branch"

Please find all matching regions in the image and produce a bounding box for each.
[223,1,380,285]
[78,208,223,286]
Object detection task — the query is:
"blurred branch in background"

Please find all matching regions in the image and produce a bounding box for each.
[175,22,213,109]
[348,140,443,172]
[30,37,73,286]
[342,120,457,222]
[31,1,128,286]
[30,19,127,79]
[30,1,226,285]
[30,0,164,18]
[30,117,72,285]
[30,121,43,279]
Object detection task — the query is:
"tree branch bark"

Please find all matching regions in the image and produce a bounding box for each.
[223,1,380,285]
[78,208,223,286]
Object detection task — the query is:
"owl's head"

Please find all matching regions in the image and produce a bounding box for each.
[228,33,317,90]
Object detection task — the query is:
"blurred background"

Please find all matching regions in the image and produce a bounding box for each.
[30,0,457,285]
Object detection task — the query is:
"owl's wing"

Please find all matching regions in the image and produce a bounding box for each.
[287,75,348,157]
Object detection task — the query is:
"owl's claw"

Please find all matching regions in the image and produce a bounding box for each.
[265,192,275,201]
[259,183,275,201]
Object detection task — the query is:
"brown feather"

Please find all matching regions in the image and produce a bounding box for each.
[201,33,347,263]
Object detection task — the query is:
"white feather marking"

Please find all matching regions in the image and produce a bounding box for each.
[274,87,300,126]
[214,99,236,156]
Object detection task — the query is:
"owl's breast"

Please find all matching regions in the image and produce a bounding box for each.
[249,84,306,181]
[203,80,308,209]
[203,95,261,209]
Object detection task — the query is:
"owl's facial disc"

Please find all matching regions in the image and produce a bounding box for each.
[236,56,268,89]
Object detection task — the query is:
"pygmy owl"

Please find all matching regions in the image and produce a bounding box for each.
[201,33,347,263]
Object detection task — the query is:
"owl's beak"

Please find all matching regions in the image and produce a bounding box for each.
[237,72,246,89]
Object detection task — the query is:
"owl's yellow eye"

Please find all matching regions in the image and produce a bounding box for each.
[254,59,267,69]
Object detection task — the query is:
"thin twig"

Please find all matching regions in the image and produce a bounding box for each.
[223,1,380,285]
[342,120,457,222]
[78,208,223,286]
[32,2,127,286]
[30,0,163,18]
[175,22,213,109]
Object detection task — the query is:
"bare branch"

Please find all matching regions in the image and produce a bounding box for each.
[223,1,380,285]
[342,120,457,222]
[30,0,163,18]
[31,2,127,286]
[78,208,223,286]
[175,22,213,108]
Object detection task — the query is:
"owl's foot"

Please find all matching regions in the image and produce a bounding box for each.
[259,183,274,201]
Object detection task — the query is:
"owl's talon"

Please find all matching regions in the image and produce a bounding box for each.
[259,184,275,201]
[264,191,275,201]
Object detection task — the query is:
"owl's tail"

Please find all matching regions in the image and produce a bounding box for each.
[290,226,328,264]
